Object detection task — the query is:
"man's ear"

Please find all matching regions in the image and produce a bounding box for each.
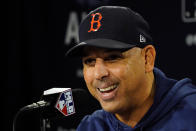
[142,45,156,73]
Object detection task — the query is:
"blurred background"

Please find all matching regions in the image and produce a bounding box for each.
[7,0,196,131]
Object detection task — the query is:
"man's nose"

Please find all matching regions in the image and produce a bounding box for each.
[94,59,109,80]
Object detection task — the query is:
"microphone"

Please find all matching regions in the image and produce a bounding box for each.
[23,100,50,110]
[16,88,100,118]
[13,88,100,131]
[24,88,76,117]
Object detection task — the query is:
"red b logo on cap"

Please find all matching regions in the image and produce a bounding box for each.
[88,13,102,32]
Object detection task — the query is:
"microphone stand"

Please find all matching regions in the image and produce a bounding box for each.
[13,102,51,131]
[41,118,51,131]
[13,106,27,131]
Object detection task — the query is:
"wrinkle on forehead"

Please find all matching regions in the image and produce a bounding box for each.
[82,46,142,58]
[82,46,120,57]
[122,47,142,57]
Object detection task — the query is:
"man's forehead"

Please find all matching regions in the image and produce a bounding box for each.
[82,46,123,57]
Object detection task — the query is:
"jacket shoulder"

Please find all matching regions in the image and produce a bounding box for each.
[77,110,110,131]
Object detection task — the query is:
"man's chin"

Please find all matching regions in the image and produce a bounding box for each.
[100,102,120,113]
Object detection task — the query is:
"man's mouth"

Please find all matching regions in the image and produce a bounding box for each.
[98,84,118,93]
[96,84,119,101]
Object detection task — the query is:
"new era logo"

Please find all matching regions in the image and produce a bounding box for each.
[55,89,75,116]
[140,35,146,43]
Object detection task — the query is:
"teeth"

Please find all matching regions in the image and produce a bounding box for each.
[99,85,117,92]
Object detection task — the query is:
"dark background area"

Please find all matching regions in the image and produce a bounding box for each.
[7,0,196,131]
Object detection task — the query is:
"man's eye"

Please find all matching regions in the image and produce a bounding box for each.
[83,58,96,66]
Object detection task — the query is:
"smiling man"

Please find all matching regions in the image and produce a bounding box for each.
[82,45,156,127]
[66,6,196,131]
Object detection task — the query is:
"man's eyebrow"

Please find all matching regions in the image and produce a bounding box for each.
[82,46,126,57]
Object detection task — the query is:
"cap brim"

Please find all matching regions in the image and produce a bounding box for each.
[66,38,136,57]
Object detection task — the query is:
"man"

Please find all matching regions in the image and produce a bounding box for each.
[66,6,196,131]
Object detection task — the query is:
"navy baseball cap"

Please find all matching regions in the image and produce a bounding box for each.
[66,6,153,57]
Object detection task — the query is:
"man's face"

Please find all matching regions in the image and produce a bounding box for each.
[82,46,150,114]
